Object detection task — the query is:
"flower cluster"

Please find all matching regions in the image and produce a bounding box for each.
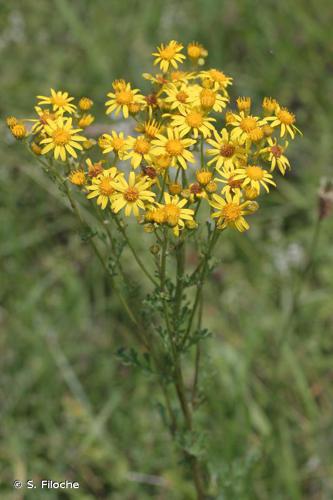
[8,40,301,235]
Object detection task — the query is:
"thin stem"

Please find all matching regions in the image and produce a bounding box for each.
[191,294,203,407]
[180,226,219,350]
[112,214,158,286]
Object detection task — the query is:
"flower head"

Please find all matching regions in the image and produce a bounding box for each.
[168,108,216,138]
[207,128,246,171]
[151,128,196,169]
[40,116,86,161]
[105,83,145,119]
[86,167,120,209]
[99,131,128,159]
[210,191,251,232]
[37,89,76,114]
[232,165,276,193]
[123,136,152,169]
[266,105,301,138]
[152,41,185,73]
[111,172,155,217]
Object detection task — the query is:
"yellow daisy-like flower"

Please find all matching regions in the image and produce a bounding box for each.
[69,169,86,186]
[168,108,216,138]
[111,172,155,217]
[37,89,76,114]
[123,136,152,169]
[259,138,290,175]
[78,114,95,128]
[266,105,301,139]
[40,117,86,161]
[99,131,128,158]
[232,165,276,193]
[188,86,228,113]
[228,112,267,144]
[105,83,146,119]
[152,40,185,73]
[136,119,162,139]
[206,128,246,171]
[262,97,279,115]
[187,42,208,65]
[236,96,251,113]
[209,191,251,232]
[163,83,194,113]
[86,167,120,210]
[215,169,244,195]
[151,128,196,170]
[30,106,59,134]
[159,192,195,236]
[200,69,233,94]
[78,97,93,111]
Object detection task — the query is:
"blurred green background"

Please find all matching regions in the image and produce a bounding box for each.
[1,0,333,498]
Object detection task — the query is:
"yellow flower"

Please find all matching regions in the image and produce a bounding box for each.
[78,114,95,128]
[228,112,267,144]
[37,89,76,114]
[187,42,208,65]
[69,169,86,186]
[188,86,228,112]
[232,165,276,193]
[209,191,251,232]
[266,105,301,138]
[262,97,279,115]
[11,123,27,139]
[30,106,59,134]
[136,119,162,139]
[259,138,290,175]
[196,170,213,186]
[6,116,18,127]
[215,169,244,195]
[163,83,194,113]
[169,71,196,84]
[168,108,216,138]
[123,136,152,169]
[99,131,128,158]
[40,116,86,161]
[86,167,120,209]
[79,97,93,111]
[236,96,251,113]
[111,172,155,217]
[151,128,196,170]
[152,40,185,73]
[159,192,195,236]
[86,158,104,178]
[200,69,233,94]
[105,83,145,119]
[206,128,246,171]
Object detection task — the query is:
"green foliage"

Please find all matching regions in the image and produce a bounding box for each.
[1,0,333,498]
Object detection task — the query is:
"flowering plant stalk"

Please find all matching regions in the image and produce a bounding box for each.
[8,40,301,498]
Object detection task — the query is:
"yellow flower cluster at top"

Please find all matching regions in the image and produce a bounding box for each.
[8,40,301,236]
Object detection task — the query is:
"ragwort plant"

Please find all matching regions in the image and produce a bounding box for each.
[8,40,301,499]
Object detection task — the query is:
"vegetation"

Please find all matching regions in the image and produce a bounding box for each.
[1,1,333,499]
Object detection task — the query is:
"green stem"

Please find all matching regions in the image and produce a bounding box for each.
[112,215,158,286]
[180,226,219,350]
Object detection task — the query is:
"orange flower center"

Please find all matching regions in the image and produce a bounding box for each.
[209,69,227,85]
[166,139,184,156]
[53,129,71,145]
[124,187,139,202]
[186,111,203,128]
[222,203,242,221]
[134,138,150,154]
[246,166,264,180]
[112,137,124,151]
[240,116,257,132]
[176,91,188,103]
[277,108,295,125]
[99,178,114,196]
[270,145,282,158]
[159,46,177,60]
[116,90,133,105]
[220,143,235,157]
